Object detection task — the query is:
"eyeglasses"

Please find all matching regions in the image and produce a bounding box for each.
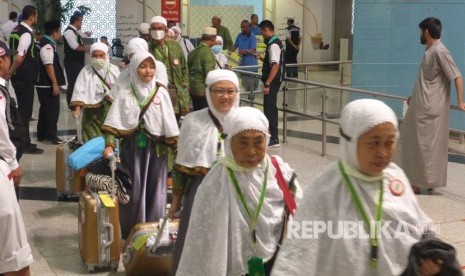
[211,89,237,96]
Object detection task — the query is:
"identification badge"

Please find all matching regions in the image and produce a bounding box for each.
[137,131,147,148]
[247,256,265,276]
[99,194,115,208]
[132,234,148,251]
[173,59,179,65]
[153,96,161,105]
[388,179,405,196]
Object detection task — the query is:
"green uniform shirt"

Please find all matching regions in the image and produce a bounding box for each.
[216,25,233,51]
[149,40,189,114]
[187,42,216,98]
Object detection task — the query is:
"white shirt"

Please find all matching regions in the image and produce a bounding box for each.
[39,43,55,65]
[0,77,19,170]
[269,43,281,64]
[16,22,33,57]
[63,25,87,50]
[2,20,18,41]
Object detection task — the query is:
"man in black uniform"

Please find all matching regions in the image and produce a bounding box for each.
[8,5,43,154]
[257,20,285,148]
[285,18,301,78]
[63,11,89,105]
[36,20,66,145]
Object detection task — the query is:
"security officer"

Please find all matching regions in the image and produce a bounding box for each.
[8,5,43,154]
[36,20,66,145]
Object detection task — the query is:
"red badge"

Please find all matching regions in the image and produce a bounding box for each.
[389,179,405,196]
[153,96,161,105]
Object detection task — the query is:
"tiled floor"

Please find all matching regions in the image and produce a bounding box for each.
[14,70,465,274]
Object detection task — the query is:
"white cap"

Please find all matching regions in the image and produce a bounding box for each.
[150,16,167,27]
[138,23,150,35]
[171,26,182,34]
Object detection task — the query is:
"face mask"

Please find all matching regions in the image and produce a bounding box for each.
[212,45,222,55]
[91,58,106,70]
[151,30,165,40]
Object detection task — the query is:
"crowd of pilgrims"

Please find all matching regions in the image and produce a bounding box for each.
[1,8,461,276]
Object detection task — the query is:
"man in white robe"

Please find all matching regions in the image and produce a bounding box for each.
[396,17,465,192]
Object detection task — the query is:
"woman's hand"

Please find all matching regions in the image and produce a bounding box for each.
[103,146,114,159]
[418,258,443,276]
[73,106,81,119]
[168,194,182,219]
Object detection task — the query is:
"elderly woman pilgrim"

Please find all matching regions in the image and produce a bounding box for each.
[271,99,446,276]
[69,42,120,142]
[101,51,179,239]
[170,69,240,272]
[176,106,302,276]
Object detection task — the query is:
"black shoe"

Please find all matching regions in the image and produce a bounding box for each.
[24,146,44,154]
[37,137,45,142]
[48,137,64,145]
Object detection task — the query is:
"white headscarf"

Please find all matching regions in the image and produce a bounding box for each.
[340,99,398,172]
[102,51,179,138]
[175,69,240,169]
[215,35,223,47]
[70,42,119,107]
[205,69,240,125]
[109,38,168,101]
[177,106,302,276]
[126,37,148,56]
[171,26,182,41]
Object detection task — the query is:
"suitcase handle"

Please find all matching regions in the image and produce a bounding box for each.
[103,222,114,248]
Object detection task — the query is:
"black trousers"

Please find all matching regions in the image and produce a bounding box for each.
[11,77,35,147]
[264,81,281,142]
[191,95,208,111]
[64,61,84,105]
[37,87,60,140]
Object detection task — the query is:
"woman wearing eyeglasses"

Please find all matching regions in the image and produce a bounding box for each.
[170,69,241,273]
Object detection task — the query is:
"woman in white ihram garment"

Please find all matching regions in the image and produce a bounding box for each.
[101,51,179,239]
[108,37,168,102]
[176,106,302,276]
[271,99,445,276]
[170,69,240,273]
[69,42,120,142]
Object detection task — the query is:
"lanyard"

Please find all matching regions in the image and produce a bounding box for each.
[44,35,57,46]
[227,160,269,253]
[267,35,279,45]
[154,45,168,64]
[99,66,110,92]
[338,161,383,269]
[130,83,158,110]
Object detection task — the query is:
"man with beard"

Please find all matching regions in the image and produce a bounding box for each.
[395,17,465,194]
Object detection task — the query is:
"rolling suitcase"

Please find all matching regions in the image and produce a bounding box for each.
[55,137,84,201]
[78,190,121,272]
[122,219,179,276]
[56,118,84,201]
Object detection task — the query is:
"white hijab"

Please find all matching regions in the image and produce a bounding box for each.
[70,42,120,106]
[102,52,179,138]
[271,99,433,276]
[177,107,302,276]
[108,37,168,101]
[175,69,240,169]
[339,98,399,174]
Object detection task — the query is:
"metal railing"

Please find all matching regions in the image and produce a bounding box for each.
[232,61,465,156]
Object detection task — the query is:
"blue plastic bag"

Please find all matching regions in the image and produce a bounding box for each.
[67,136,105,170]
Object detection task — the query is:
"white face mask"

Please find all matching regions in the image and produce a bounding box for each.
[91,58,106,70]
[151,30,165,40]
